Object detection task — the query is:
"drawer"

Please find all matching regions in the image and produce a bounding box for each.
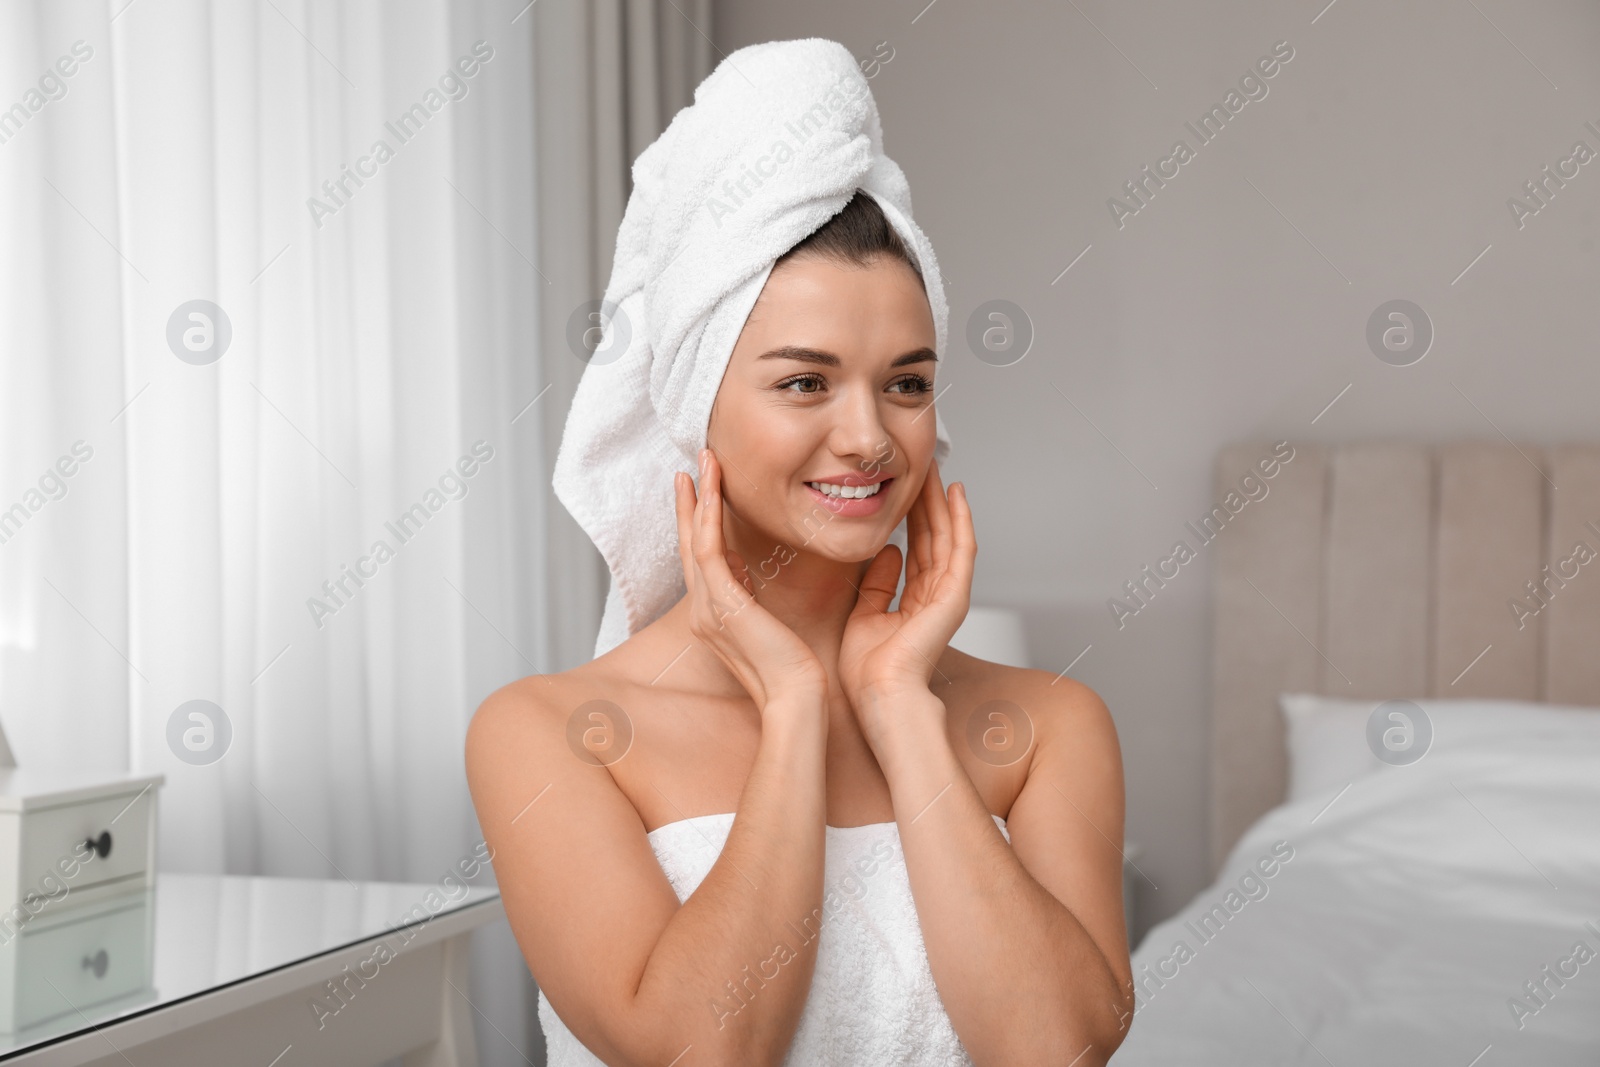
[19,790,152,905]
[11,897,151,1031]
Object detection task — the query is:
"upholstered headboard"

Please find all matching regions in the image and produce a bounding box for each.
[1209,441,1600,873]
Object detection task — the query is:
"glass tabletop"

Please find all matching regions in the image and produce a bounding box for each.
[0,871,502,1059]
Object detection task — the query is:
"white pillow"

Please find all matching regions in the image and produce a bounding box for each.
[1278,693,1600,803]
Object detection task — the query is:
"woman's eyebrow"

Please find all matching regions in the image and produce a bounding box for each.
[756,345,938,367]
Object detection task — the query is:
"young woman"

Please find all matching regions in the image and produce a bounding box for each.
[466,191,1134,1066]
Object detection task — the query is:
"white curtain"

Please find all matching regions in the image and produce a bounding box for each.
[1,0,551,1061]
[1,0,711,1063]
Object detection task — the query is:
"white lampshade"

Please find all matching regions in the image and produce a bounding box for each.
[950,606,1030,668]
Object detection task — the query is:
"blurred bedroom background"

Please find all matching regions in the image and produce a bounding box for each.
[2,0,1597,1064]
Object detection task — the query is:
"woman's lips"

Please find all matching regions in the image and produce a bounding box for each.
[805,477,892,516]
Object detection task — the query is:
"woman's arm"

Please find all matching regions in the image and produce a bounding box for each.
[836,459,1132,1061]
[467,448,838,1064]
[860,674,1134,1066]
[466,678,829,1067]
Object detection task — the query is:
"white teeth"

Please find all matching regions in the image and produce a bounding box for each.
[806,480,883,499]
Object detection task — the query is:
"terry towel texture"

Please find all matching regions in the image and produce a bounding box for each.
[551,37,954,659]
[537,812,1005,1064]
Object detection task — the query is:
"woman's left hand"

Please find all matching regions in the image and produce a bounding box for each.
[838,458,976,732]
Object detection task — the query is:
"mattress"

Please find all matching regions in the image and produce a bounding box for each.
[1112,708,1600,1064]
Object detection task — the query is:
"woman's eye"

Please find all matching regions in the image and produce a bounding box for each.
[778,374,825,394]
[892,374,934,395]
[778,373,933,396]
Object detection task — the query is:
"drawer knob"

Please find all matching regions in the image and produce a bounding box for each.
[84,831,113,860]
[82,949,109,979]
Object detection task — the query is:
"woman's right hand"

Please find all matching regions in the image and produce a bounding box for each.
[675,447,829,713]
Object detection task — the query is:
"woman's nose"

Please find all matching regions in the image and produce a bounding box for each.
[829,389,893,465]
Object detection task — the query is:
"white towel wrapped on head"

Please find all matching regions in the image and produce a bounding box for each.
[552,37,953,660]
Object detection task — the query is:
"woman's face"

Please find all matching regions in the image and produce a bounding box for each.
[706,251,938,563]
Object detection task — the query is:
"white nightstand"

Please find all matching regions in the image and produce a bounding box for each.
[0,719,164,1032]
[0,769,163,914]
[0,873,503,1066]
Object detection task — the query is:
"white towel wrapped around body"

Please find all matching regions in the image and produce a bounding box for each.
[552,37,953,660]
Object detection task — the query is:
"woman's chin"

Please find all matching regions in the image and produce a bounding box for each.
[790,523,900,563]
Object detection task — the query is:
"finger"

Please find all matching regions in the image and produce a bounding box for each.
[898,503,926,616]
[674,471,698,597]
[922,458,954,574]
[906,475,934,575]
[900,465,943,615]
[851,543,903,618]
[693,448,721,566]
[695,450,749,619]
[941,481,978,605]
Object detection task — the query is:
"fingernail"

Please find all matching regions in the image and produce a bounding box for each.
[699,449,708,475]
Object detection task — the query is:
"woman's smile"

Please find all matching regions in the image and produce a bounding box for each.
[804,475,893,516]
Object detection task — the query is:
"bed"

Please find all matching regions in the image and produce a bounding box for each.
[1110,441,1600,1065]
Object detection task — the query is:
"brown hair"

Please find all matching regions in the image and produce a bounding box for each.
[774,189,924,287]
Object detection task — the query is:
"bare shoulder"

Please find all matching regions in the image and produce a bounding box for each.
[462,660,708,1064]
[935,646,1119,763]
[465,660,628,811]
[465,671,568,762]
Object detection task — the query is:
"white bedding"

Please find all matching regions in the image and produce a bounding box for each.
[1112,706,1600,1065]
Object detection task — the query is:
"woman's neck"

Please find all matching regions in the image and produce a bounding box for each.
[655,544,878,701]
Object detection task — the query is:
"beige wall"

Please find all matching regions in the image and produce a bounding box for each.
[712,0,1600,939]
